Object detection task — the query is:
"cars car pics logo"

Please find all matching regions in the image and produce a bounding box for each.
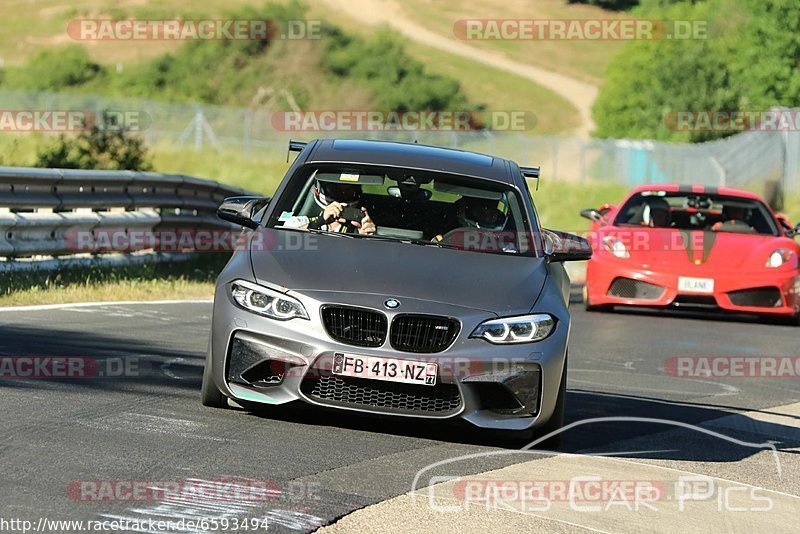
[384,298,401,309]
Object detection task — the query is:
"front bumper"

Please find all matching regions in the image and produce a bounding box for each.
[209,284,569,432]
[586,257,800,316]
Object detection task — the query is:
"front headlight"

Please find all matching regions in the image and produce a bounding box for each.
[470,314,555,344]
[602,236,630,259]
[230,280,309,320]
[766,249,796,269]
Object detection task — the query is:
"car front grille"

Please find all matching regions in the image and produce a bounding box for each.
[728,287,783,308]
[301,373,462,415]
[321,306,387,348]
[390,314,460,353]
[607,277,665,300]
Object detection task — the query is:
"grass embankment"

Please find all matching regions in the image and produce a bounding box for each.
[0,255,228,306]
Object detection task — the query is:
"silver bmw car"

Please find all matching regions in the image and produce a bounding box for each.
[201,139,590,443]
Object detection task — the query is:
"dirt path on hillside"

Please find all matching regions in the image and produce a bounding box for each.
[322,0,598,138]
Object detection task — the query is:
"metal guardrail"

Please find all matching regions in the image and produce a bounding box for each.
[0,166,253,271]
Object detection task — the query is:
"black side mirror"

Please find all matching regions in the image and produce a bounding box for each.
[217,196,270,229]
[543,229,592,262]
[580,208,602,222]
[793,223,800,238]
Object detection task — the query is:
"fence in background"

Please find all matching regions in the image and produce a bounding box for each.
[0,166,251,271]
[1,91,798,200]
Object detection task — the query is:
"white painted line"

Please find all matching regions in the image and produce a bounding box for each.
[0,299,213,312]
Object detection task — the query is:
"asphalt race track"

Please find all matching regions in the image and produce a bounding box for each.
[1,301,798,532]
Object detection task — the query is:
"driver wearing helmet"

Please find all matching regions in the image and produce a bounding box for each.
[306,179,376,235]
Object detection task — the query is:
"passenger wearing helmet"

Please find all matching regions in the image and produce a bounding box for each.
[306,179,376,235]
[433,194,508,243]
[455,195,507,230]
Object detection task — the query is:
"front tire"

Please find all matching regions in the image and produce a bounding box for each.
[583,285,609,312]
[535,352,567,449]
[515,351,568,448]
[201,350,228,408]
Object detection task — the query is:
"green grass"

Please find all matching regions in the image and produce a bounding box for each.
[150,142,291,194]
[401,41,580,135]
[0,255,227,306]
[531,180,628,232]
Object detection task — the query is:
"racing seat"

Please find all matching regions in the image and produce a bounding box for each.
[642,198,671,228]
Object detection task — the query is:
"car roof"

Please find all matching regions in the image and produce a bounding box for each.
[303,139,515,184]
[628,183,763,201]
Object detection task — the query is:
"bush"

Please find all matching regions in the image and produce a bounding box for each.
[322,27,472,112]
[35,112,153,170]
[1,45,104,91]
[108,1,306,104]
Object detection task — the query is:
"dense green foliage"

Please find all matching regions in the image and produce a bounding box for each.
[321,27,471,112]
[35,113,153,170]
[594,0,800,142]
[1,45,104,91]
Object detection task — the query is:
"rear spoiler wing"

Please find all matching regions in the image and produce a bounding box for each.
[520,166,541,190]
[286,140,308,162]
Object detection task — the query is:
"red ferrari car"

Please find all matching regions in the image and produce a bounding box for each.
[581,184,800,323]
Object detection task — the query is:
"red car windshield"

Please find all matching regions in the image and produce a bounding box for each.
[613,192,779,236]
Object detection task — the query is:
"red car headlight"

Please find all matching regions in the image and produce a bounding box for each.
[602,236,630,259]
[766,249,797,269]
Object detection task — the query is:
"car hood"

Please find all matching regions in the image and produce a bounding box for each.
[249,228,548,315]
[606,227,788,271]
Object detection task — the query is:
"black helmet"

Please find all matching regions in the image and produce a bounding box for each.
[313,179,362,209]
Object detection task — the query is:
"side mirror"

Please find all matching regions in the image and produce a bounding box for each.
[543,229,592,262]
[580,208,602,222]
[775,214,796,237]
[217,196,270,229]
[580,204,615,223]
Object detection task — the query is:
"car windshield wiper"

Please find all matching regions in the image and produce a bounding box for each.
[347,234,462,249]
[279,227,358,238]
[406,239,463,250]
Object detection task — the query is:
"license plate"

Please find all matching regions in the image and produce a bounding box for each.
[332,353,437,386]
[678,276,715,293]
